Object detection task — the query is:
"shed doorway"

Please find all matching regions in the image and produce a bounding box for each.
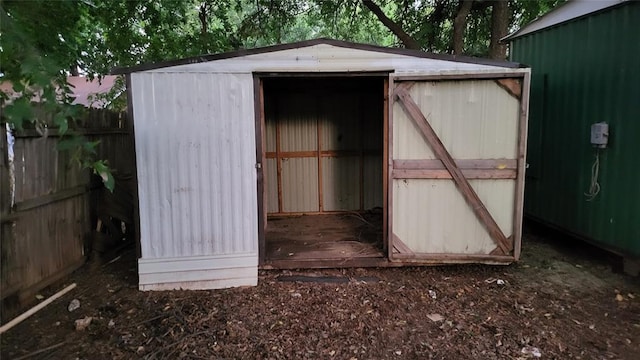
[258,75,388,267]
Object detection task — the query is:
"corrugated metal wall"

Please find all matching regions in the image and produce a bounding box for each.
[392,80,520,254]
[264,78,383,214]
[131,72,258,259]
[510,2,640,256]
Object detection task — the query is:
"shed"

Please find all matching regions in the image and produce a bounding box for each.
[505,0,640,272]
[114,39,531,291]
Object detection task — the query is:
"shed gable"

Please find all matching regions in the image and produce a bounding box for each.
[147,44,509,74]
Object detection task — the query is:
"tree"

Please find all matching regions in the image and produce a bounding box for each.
[350,0,563,58]
[1,0,114,190]
[489,0,509,59]
[362,0,420,49]
[453,0,474,55]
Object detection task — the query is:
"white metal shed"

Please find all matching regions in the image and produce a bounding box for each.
[114,39,530,291]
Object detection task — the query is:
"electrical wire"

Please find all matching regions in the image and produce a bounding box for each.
[584,148,601,201]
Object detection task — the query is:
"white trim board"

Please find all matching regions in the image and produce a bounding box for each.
[138,253,258,291]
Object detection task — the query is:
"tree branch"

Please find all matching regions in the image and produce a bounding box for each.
[362,0,420,50]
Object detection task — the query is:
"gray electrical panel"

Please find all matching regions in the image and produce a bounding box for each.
[590,122,609,148]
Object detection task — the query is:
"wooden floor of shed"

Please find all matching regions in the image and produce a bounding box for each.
[265,213,384,265]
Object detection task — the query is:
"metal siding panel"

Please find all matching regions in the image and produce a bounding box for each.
[132,72,258,260]
[363,156,383,209]
[281,157,319,212]
[265,158,279,213]
[321,95,360,151]
[394,81,519,160]
[265,111,277,152]
[393,179,514,254]
[322,156,360,211]
[511,2,640,256]
[277,94,317,152]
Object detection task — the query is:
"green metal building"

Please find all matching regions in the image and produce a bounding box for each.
[505,0,640,267]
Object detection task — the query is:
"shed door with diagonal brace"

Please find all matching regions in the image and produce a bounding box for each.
[389,75,527,262]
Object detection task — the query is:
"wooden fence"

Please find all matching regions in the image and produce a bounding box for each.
[0,109,134,321]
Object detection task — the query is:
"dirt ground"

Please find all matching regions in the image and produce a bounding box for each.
[2,226,639,360]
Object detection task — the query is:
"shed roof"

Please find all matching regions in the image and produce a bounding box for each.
[504,0,631,41]
[112,38,523,75]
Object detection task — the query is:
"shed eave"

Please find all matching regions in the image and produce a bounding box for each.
[111,38,523,75]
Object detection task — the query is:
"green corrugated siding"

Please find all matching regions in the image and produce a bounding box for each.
[510,2,640,256]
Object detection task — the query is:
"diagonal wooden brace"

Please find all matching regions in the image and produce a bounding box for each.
[394,85,512,255]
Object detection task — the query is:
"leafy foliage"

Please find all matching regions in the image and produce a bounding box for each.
[1,0,564,193]
[1,0,113,190]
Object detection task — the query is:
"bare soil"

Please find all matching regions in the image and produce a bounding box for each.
[2,227,639,360]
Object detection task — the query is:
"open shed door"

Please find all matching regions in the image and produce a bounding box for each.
[388,74,528,263]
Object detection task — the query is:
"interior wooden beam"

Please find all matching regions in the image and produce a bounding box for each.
[265,150,380,159]
[391,233,414,254]
[495,78,522,100]
[394,159,517,170]
[512,72,531,261]
[392,169,516,179]
[275,103,283,213]
[386,75,395,261]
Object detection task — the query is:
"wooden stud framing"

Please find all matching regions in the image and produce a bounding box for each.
[267,210,375,217]
[257,72,526,267]
[391,233,414,254]
[393,72,526,82]
[358,94,365,212]
[317,99,324,212]
[495,78,522,100]
[390,253,513,262]
[386,75,394,261]
[382,77,389,255]
[512,72,530,261]
[275,101,283,213]
[265,150,380,159]
[264,76,386,217]
[392,169,516,180]
[394,85,512,255]
[253,76,266,264]
[393,159,517,170]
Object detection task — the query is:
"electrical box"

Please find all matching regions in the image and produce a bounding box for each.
[590,122,609,148]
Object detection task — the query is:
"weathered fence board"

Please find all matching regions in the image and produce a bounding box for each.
[1,109,133,322]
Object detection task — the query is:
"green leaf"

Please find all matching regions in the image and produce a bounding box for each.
[92,160,114,192]
[3,97,33,130]
[53,113,69,135]
[12,81,26,93]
